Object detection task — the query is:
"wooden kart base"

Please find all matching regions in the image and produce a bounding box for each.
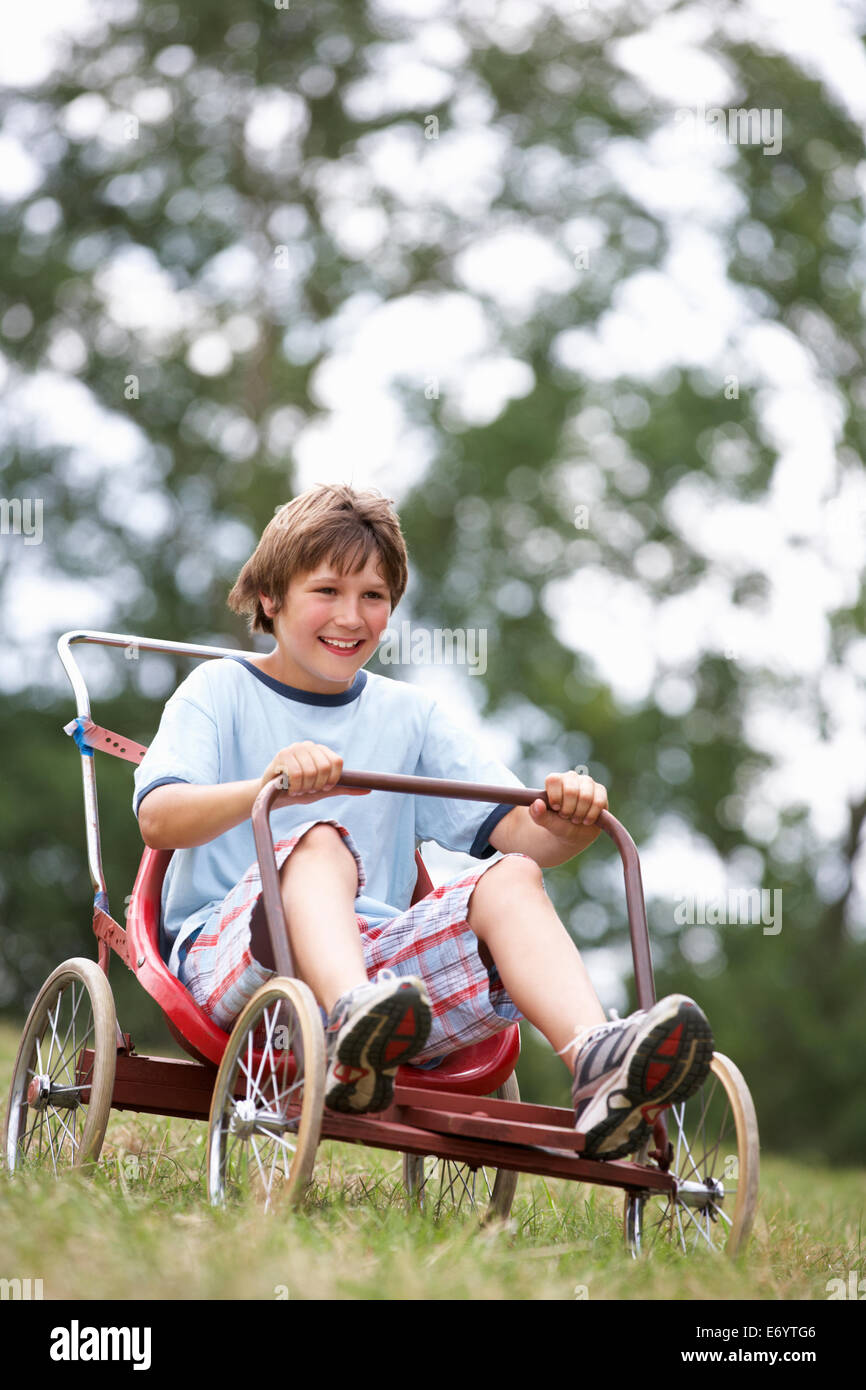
[84,1048,675,1197]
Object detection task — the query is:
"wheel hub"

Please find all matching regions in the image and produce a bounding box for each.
[230,1099,258,1139]
[26,1074,81,1111]
[229,1098,293,1140]
[675,1175,726,1211]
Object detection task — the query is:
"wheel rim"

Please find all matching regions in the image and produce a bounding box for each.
[208,979,324,1211]
[4,959,116,1174]
[624,1053,759,1257]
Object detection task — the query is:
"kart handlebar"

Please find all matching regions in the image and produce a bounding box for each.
[251,771,657,1013]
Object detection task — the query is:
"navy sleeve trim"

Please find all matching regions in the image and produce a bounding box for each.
[134,776,190,818]
[469,803,517,859]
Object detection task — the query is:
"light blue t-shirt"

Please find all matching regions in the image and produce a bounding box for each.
[132,657,524,975]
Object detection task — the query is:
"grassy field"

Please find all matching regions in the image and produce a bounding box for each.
[0,1022,863,1302]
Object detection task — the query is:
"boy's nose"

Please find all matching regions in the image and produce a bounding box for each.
[335,603,363,629]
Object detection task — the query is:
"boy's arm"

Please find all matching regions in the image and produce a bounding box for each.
[138,742,370,850]
[138,780,261,850]
[487,772,608,868]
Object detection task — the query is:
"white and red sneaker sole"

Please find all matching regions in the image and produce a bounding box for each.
[324,977,433,1114]
[575,995,714,1160]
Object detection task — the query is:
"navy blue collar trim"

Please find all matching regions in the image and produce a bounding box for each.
[228,656,367,706]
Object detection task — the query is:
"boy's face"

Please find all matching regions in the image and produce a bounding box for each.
[259,552,392,694]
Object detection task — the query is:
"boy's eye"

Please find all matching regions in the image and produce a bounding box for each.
[315,586,386,600]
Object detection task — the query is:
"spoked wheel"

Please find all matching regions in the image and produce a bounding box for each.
[4,958,117,1174]
[207,977,325,1211]
[402,1073,520,1223]
[624,1052,759,1257]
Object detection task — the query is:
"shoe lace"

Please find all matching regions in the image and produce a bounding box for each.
[554,1008,642,1059]
[554,1022,607,1058]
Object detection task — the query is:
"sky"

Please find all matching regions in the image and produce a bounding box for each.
[2,0,865,1004]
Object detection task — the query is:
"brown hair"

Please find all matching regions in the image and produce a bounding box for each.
[227,483,409,635]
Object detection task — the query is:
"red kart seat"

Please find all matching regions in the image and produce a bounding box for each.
[125,847,520,1095]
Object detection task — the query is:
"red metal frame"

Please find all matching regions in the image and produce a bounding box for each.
[61,629,676,1197]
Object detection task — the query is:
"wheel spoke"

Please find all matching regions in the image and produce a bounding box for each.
[254,1126,297,1156]
[237,1054,303,1115]
[678,1111,731,1187]
[672,1107,719,1192]
[54,982,85,1074]
[266,1009,289,1113]
[44,1106,60,1175]
[49,1104,79,1162]
[236,1009,301,1115]
[18,1118,41,1150]
[18,1112,47,1161]
[678,1196,718,1251]
[43,999,62,1074]
[248,1134,270,1197]
[441,1162,476,1213]
[437,1161,463,1209]
[465,1169,479,1210]
[265,1135,281,1202]
[675,1080,716,1179]
[250,1011,272,1101]
[674,1201,688,1253]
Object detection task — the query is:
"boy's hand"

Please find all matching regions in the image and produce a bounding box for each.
[529,772,608,839]
[259,742,370,803]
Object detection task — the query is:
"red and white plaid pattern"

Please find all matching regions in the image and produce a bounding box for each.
[177,818,522,1060]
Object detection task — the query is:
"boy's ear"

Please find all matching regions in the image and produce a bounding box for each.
[259,590,275,618]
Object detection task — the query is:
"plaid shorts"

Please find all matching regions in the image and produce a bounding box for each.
[176,819,523,1065]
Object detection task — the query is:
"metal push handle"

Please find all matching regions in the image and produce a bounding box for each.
[251,771,657,1012]
[57,629,259,906]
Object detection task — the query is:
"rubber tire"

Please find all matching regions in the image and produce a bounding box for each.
[4,957,116,1174]
[207,977,325,1210]
[623,1052,759,1256]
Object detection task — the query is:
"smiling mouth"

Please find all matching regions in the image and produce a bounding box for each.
[319,637,364,652]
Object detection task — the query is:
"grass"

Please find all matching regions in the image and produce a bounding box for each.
[0,1022,863,1302]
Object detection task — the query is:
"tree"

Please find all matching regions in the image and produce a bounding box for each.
[1,0,863,1157]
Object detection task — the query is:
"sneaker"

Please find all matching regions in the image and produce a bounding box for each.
[572,994,713,1160]
[324,971,432,1114]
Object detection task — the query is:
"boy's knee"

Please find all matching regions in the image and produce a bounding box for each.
[298,821,346,850]
[469,854,544,922]
[483,854,544,892]
[280,822,355,874]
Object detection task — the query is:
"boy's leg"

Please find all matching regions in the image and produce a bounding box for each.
[465,853,606,1072]
[249,822,431,1113]
[180,820,431,1109]
[249,821,368,1013]
[466,854,713,1158]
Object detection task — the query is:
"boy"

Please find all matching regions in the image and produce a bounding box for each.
[134,483,713,1159]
